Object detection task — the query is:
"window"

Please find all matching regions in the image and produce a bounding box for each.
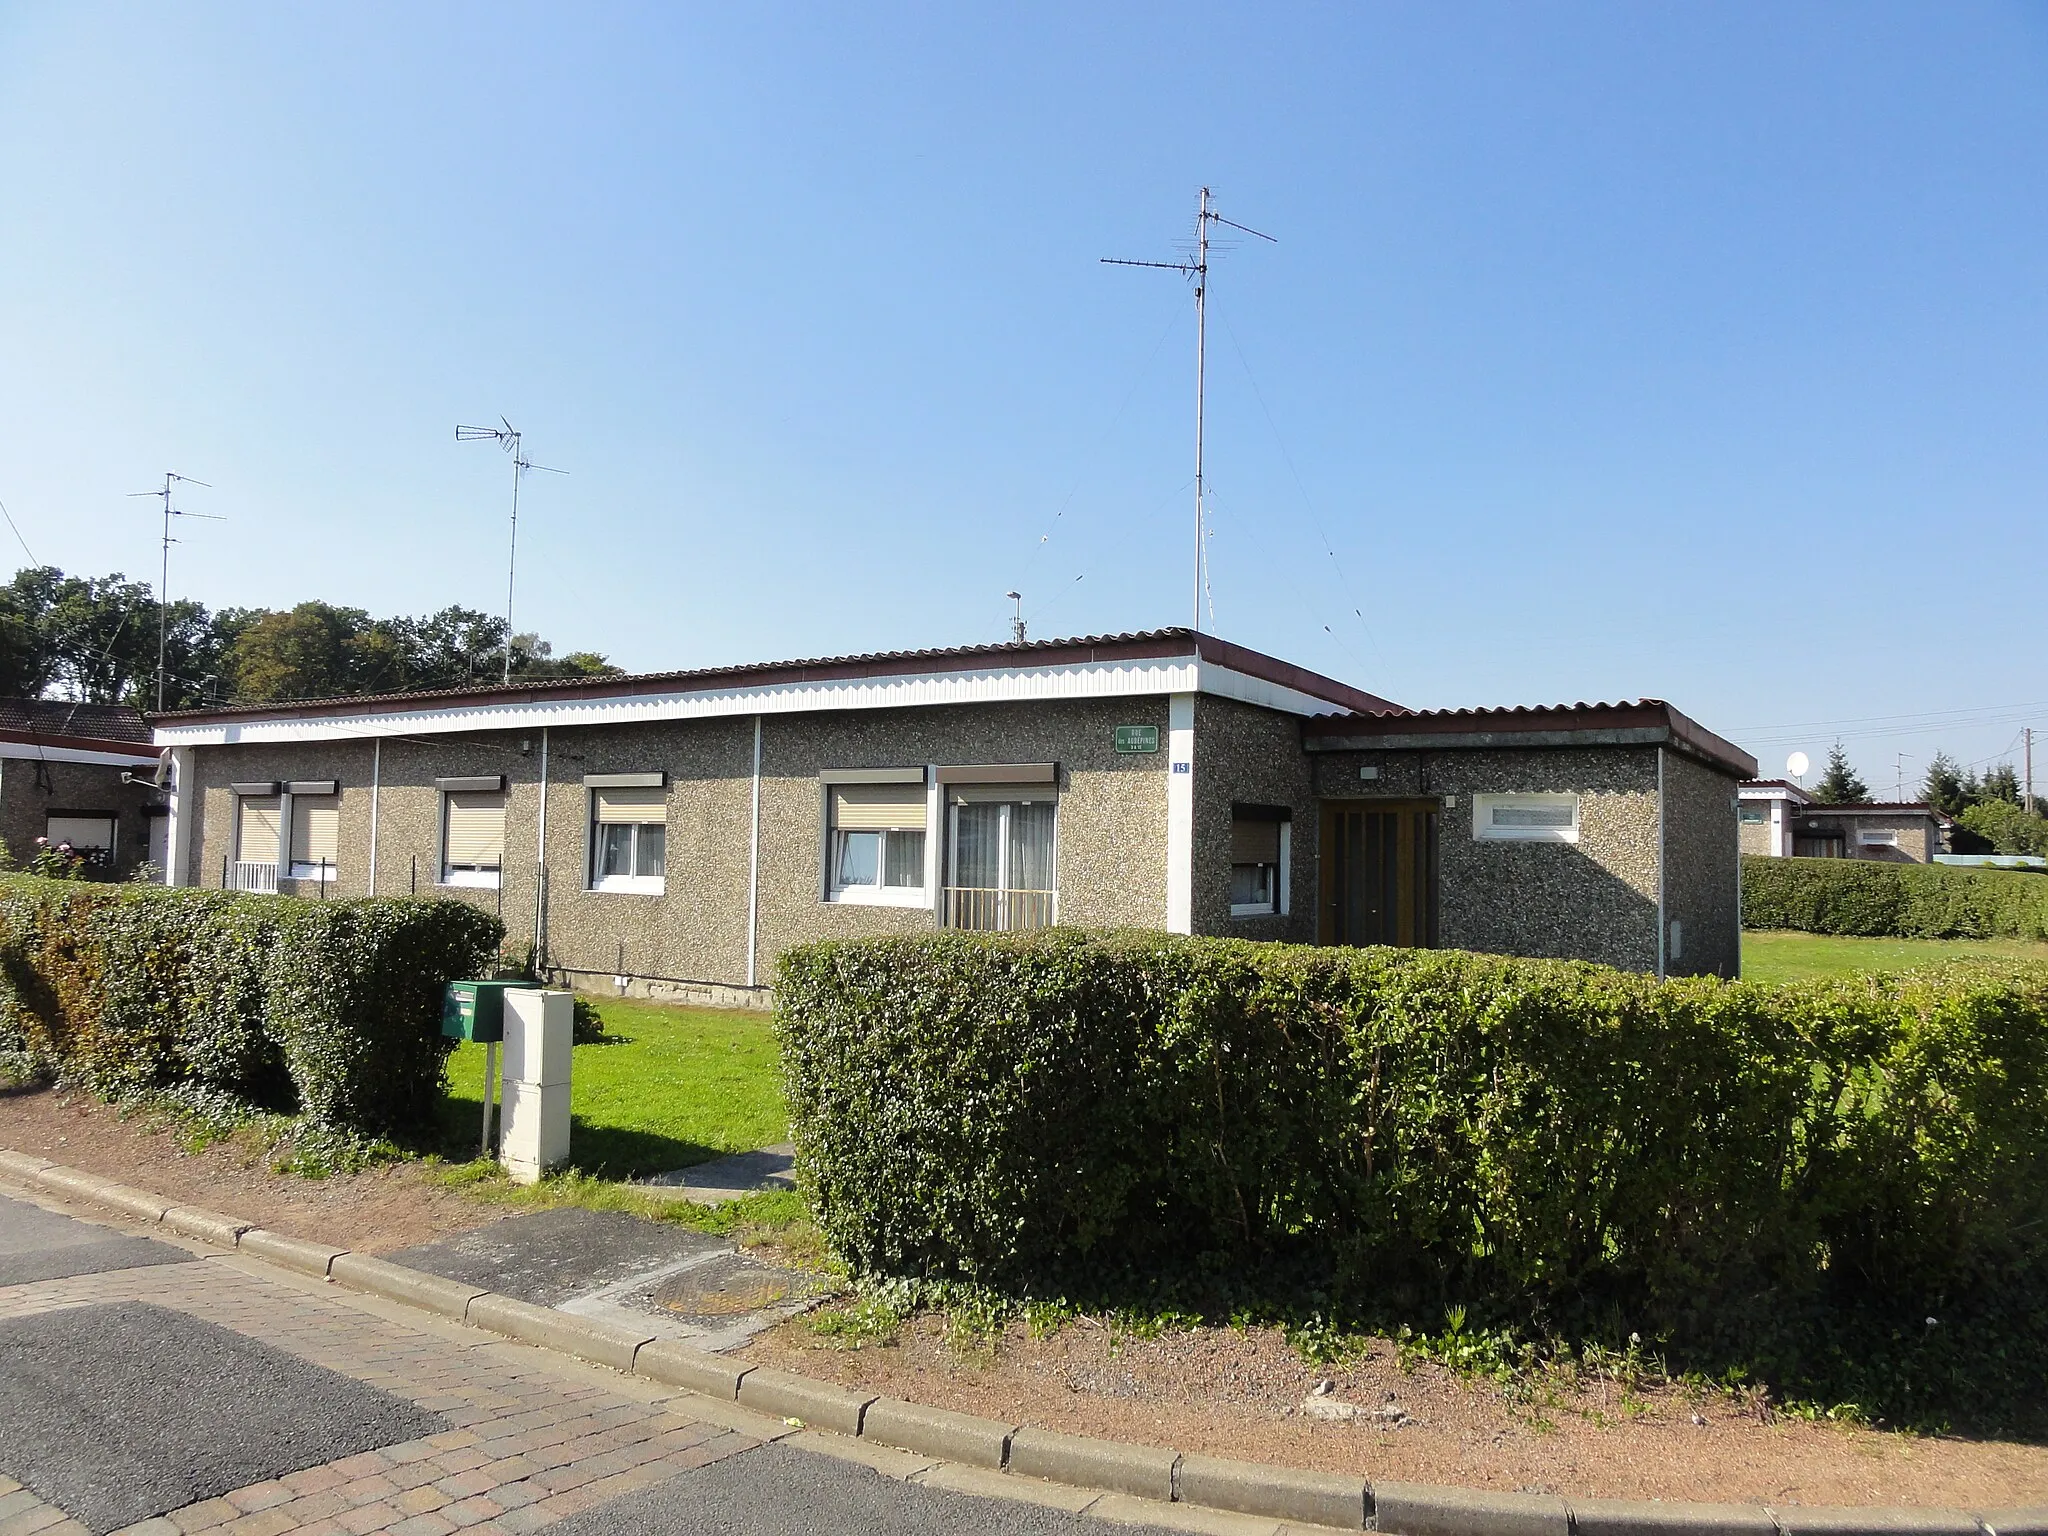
[236,796,281,865]
[46,814,115,853]
[442,790,505,888]
[1858,829,1900,847]
[590,785,667,893]
[1738,806,1767,824]
[1229,806,1289,917]
[946,792,1055,930]
[1472,792,1580,843]
[289,795,340,880]
[828,783,927,905]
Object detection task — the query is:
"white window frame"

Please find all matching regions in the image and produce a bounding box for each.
[1858,829,1900,847]
[822,769,933,909]
[944,792,1059,907]
[589,816,667,896]
[439,790,505,890]
[1229,818,1291,919]
[1472,792,1580,843]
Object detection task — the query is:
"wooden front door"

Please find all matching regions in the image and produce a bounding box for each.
[1319,799,1439,948]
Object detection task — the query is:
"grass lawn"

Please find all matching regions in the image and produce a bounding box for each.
[440,997,786,1181]
[1742,928,2048,983]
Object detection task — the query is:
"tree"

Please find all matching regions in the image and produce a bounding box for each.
[1981,763,2022,805]
[1957,799,2048,856]
[1810,740,1870,804]
[1922,752,1971,816]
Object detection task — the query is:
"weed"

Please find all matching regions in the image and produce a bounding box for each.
[806,1296,904,1350]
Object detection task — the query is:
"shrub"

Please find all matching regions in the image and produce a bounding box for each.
[779,930,2048,1424]
[0,875,501,1138]
[1741,854,2048,939]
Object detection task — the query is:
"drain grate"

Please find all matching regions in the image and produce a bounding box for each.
[651,1253,822,1327]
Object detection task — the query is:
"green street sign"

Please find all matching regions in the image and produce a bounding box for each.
[1114,724,1161,754]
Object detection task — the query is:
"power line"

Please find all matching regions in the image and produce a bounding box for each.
[0,499,38,567]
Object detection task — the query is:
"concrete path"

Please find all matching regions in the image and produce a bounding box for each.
[637,1145,796,1206]
[0,1187,1202,1536]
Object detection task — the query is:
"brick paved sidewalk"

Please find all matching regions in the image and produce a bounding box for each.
[0,1195,764,1536]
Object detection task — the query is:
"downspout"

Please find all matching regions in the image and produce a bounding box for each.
[746,715,763,988]
[1733,787,1743,979]
[367,739,381,894]
[1656,746,1667,979]
[534,727,549,972]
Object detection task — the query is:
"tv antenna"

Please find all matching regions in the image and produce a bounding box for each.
[457,418,567,683]
[128,472,221,712]
[1103,186,1274,631]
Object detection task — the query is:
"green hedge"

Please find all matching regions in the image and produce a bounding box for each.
[1742,853,2048,939]
[0,876,501,1137]
[779,930,2048,1422]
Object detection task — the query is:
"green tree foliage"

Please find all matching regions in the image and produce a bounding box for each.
[1957,799,2048,856]
[1921,751,1971,815]
[1809,738,1870,804]
[0,566,621,710]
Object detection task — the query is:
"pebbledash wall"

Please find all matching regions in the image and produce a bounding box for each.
[154,630,1755,1001]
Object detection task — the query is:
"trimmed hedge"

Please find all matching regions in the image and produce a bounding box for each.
[0,876,501,1137]
[1741,853,2048,939]
[780,930,2048,1421]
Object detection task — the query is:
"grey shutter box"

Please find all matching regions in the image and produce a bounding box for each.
[434,775,506,793]
[286,779,338,796]
[230,781,280,797]
[584,772,666,789]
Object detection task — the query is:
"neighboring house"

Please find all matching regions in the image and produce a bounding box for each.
[0,699,165,876]
[151,628,1756,999]
[1738,779,1951,862]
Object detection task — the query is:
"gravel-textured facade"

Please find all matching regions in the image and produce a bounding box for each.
[156,629,1756,996]
[0,753,163,877]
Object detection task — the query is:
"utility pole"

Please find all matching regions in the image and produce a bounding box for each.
[1103,189,1273,631]
[2026,727,2035,814]
[128,472,219,712]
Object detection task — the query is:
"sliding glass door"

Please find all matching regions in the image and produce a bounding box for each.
[945,797,1056,931]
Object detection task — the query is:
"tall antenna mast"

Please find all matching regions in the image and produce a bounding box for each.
[457,419,567,682]
[1104,187,1273,630]
[128,471,220,712]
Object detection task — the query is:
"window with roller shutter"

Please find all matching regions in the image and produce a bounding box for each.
[1229,805,1288,916]
[588,784,667,893]
[827,781,928,904]
[289,795,340,880]
[441,790,505,887]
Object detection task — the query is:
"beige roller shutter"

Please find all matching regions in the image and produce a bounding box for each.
[291,796,340,864]
[237,796,281,864]
[594,786,667,825]
[445,791,505,867]
[831,783,926,831]
[1230,818,1280,865]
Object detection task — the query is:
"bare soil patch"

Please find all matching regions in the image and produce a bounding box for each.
[744,1312,2048,1509]
[0,1086,497,1253]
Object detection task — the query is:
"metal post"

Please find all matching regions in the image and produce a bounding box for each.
[480,1040,497,1158]
[221,854,227,889]
[319,857,328,899]
[411,854,417,895]
[2027,727,2035,815]
[1192,186,1208,631]
[503,443,522,683]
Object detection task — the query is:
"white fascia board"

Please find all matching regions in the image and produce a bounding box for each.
[152,655,1361,749]
[0,742,159,768]
[1739,785,1805,802]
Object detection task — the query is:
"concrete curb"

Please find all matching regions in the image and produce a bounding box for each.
[0,1152,2034,1536]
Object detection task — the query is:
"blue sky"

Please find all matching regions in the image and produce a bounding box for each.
[3,2,2045,791]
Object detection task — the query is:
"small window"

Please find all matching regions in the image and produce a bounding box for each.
[1229,809,1287,917]
[44,814,116,876]
[590,786,667,893]
[1473,793,1580,843]
[1738,806,1767,824]
[442,790,505,888]
[1858,829,1899,847]
[830,783,927,905]
[290,795,340,880]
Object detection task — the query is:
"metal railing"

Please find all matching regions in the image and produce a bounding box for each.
[229,860,279,894]
[943,886,1056,932]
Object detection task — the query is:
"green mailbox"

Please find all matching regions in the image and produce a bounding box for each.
[441,979,538,1043]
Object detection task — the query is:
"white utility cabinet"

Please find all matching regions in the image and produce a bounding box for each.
[499,989,573,1184]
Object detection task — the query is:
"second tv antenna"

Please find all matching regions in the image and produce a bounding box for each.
[457,418,567,683]
[1104,187,1273,632]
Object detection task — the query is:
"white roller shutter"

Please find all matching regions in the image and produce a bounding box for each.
[593,786,667,825]
[291,797,340,864]
[444,791,505,868]
[831,784,926,831]
[237,797,281,864]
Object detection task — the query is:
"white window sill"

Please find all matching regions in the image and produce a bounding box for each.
[590,875,666,895]
[1230,903,1281,919]
[1475,831,1579,844]
[828,884,932,908]
[440,870,502,889]
[289,865,339,882]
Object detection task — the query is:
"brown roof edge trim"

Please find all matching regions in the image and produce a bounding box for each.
[1304,702,1756,781]
[0,727,162,760]
[1191,633,1404,717]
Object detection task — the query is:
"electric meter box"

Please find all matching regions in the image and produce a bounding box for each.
[440,979,538,1043]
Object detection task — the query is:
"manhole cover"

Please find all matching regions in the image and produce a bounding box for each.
[651,1254,819,1325]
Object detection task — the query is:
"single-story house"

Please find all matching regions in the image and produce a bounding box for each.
[150,628,1756,1000]
[1738,780,1951,862]
[0,699,165,876]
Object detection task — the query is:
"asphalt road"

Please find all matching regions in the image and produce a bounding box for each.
[0,1193,1179,1536]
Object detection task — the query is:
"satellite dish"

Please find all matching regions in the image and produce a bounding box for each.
[1787,752,1810,779]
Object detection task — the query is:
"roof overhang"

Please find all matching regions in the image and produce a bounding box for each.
[0,728,161,768]
[1302,701,1756,780]
[153,651,1374,748]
